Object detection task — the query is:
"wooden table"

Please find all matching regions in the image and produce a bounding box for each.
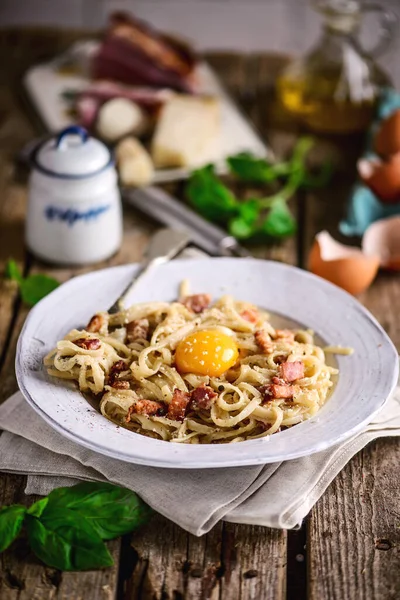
[0,28,399,600]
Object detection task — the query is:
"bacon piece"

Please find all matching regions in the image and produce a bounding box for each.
[279,361,304,382]
[181,294,211,314]
[126,399,166,422]
[167,389,191,421]
[126,318,149,343]
[190,384,217,410]
[79,80,172,108]
[108,359,128,385]
[274,329,295,343]
[274,354,287,365]
[111,359,126,374]
[259,382,295,401]
[111,380,130,390]
[255,330,273,354]
[240,308,259,323]
[86,314,106,333]
[91,12,196,92]
[74,338,101,350]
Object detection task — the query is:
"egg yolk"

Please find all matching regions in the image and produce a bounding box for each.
[175,329,239,377]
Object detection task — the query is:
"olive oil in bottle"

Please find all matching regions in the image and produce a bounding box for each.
[277,0,394,134]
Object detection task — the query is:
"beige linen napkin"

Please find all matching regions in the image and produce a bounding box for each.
[0,383,399,536]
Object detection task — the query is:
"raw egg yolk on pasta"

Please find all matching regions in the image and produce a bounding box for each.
[175,330,239,377]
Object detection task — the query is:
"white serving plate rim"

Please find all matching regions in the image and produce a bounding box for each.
[16,258,399,468]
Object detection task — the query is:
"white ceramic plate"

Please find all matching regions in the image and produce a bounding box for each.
[16,258,398,468]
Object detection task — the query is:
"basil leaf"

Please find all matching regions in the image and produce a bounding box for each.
[186,165,238,223]
[229,216,255,239]
[5,259,23,283]
[27,497,49,518]
[26,509,113,571]
[20,274,59,306]
[228,199,260,239]
[227,152,291,182]
[45,482,152,540]
[0,505,26,552]
[263,200,297,239]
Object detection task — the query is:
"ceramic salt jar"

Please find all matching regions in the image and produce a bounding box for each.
[26,126,122,265]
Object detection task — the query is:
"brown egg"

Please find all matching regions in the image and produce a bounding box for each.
[362,216,400,271]
[308,231,379,295]
[374,109,400,157]
[358,156,400,204]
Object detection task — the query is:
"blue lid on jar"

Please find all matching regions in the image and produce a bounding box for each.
[31,126,113,179]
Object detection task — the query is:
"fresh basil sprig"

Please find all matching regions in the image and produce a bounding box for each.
[186,137,332,241]
[0,482,152,571]
[5,259,59,306]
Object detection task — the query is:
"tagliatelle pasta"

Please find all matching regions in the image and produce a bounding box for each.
[44,288,346,444]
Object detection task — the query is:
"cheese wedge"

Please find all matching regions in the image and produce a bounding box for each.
[151,95,220,168]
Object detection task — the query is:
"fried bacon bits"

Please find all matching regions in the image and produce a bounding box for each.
[126,399,166,422]
[167,389,191,421]
[126,318,149,343]
[108,359,128,387]
[240,308,259,323]
[255,330,273,354]
[181,294,211,314]
[73,338,101,350]
[86,314,105,333]
[279,361,304,382]
[111,380,130,390]
[274,329,295,343]
[273,354,287,365]
[259,377,296,402]
[190,384,218,410]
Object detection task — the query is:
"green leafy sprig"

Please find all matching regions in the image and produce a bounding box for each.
[0,482,152,571]
[186,137,332,240]
[5,260,59,306]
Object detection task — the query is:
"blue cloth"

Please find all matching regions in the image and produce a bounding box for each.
[339,88,400,237]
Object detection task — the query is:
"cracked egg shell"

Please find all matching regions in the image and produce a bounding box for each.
[374,109,400,158]
[358,155,400,204]
[308,231,379,295]
[362,216,400,271]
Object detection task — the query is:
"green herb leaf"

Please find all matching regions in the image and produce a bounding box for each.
[5,259,23,283]
[0,505,26,552]
[227,152,291,182]
[45,482,152,540]
[26,509,114,571]
[263,199,297,239]
[228,199,260,239]
[4,259,60,306]
[228,216,255,239]
[20,274,59,306]
[186,165,238,223]
[27,497,49,518]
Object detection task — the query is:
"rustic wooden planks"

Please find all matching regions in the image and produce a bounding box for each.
[0,26,398,600]
[303,180,400,600]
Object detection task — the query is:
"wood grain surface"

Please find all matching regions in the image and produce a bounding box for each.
[0,27,398,600]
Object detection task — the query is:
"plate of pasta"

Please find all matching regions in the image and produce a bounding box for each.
[16,258,398,468]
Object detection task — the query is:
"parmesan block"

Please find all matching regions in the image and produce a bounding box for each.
[116,137,154,187]
[151,95,220,168]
